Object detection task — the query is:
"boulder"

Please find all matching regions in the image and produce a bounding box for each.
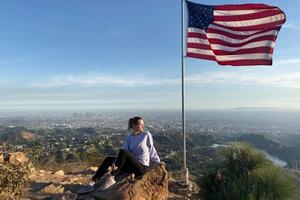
[8,152,29,166]
[89,166,98,172]
[78,163,169,200]
[54,170,65,176]
[40,183,64,194]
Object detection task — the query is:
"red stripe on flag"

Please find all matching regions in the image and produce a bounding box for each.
[215,4,275,10]
[214,9,283,22]
[187,43,212,50]
[208,35,276,47]
[187,53,216,61]
[213,46,273,55]
[212,19,286,31]
[187,32,207,39]
[217,59,272,66]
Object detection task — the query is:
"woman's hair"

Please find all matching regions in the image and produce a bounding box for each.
[128,116,143,131]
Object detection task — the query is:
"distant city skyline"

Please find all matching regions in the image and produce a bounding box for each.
[0,0,299,112]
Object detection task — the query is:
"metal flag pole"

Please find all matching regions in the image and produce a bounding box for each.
[181,0,189,184]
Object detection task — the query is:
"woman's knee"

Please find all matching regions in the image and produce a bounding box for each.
[102,156,116,165]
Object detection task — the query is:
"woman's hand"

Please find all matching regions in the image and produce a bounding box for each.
[111,162,118,171]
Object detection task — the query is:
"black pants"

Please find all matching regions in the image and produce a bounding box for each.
[92,149,148,181]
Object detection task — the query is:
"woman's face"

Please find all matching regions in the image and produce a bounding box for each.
[133,119,144,134]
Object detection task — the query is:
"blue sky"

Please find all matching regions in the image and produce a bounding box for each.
[0,0,299,112]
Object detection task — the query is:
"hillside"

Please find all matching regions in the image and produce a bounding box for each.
[233,134,300,168]
[0,127,40,144]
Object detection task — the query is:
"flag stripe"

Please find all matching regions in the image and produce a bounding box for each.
[215,4,276,10]
[188,32,277,46]
[207,30,278,43]
[210,41,275,51]
[188,44,273,55]
[187,52,273,66]
[188,44,273,56]
[186,52,216,61]
[189,28,278,41]
[188,37,209,45]
[214,9,272,16]
[187,32,208,39]
[188,27,207,34]
[217,59,272,66]
[189,26,280,37]
[212,19,285,31]
[208,35,277,47]
[188,48,272,60]
[212,46,273,55]
[188,36,275,51]
[187,48,214,56]
[216,53,272,61]
[207,25,261,36]
[188,33,276,50]
[214,9,282,21]
[187,43,212,50]
[214,13,285,27]
[207,26,280,40]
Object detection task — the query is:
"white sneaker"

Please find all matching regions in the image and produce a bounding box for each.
[99,175,116,191]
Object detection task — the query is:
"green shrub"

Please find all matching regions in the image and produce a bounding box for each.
[0,162,30,200]
[202,143,296,200]
[251,167,295,200]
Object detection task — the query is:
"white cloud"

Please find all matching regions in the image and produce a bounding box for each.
[28,70,300,89]
[32,74,180,88]
[3,70,300,111]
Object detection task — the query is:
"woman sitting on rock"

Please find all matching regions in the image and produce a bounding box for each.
[92,116,160,190]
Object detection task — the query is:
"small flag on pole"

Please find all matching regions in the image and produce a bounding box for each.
[186,1,286,66]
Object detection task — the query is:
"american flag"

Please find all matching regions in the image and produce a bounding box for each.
[186,1,286,66]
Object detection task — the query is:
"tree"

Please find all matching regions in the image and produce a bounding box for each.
[55,150,65,163]
[202,143,296,200]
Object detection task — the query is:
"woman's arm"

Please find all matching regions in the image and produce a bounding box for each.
[146,131,160,164]
[122,134,130,150]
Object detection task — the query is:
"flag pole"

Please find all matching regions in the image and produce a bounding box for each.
[181,0,189,184]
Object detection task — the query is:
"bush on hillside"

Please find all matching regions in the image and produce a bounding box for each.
[202,143,296,200]
[0,162,30,200]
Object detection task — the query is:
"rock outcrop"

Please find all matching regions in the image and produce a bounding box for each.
[25,163,201,199]
[26,168,91,199]
[54,169,65,176]
[78,163,169,200]
[8,151,29,166]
